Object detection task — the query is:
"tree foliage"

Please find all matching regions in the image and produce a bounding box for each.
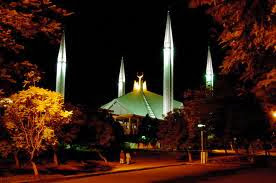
[189,0,276,121]
[182,88,221,147]
[158,109,188,150]
[222,95,270,143]
[54,103,86,145]
[72,111,124,162]
[0,121,15,159]
[182,84,270,150]
[0,60,42,95]
[158,88,220,150]
[137,115,158,144]
[0,0,71,53]
[3,86,72,175]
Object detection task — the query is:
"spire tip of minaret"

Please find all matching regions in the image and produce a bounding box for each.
[118,57,126,97]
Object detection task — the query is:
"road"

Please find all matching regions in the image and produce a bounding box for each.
[53,163,276,183]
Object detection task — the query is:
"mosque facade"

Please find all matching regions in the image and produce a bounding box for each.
[55,12,214,135]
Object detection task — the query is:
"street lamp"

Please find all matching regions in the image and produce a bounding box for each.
[272,111,276,119]
[198,123,205,152]
[198,123,207,164]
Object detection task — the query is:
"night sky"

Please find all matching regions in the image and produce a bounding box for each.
[28,0,224,109]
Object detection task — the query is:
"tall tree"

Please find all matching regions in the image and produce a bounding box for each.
[0,1,70,97]
[0,0,70,53]
[49,103,86,166]
[189,0,276,123]
[0,60,42,167]
[3,86,72,176]
[158,109,188,150]
[138,115,158,144]
[73,111,124,162]
[182,88,219,148]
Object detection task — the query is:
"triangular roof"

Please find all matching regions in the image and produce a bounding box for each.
[101,90,182,120]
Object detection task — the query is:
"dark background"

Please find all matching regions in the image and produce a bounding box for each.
[26,0,223,109]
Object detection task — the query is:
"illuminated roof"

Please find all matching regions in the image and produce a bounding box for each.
[100,90,182,120]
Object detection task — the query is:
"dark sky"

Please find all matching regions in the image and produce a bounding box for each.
[29,0,223,109]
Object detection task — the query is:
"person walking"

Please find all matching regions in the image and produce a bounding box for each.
[264,142,272,156]
[126,152,131,165]
[120,150,125,164]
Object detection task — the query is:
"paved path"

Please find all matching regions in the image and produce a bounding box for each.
[6,153,276,183]
[53,164,246,183]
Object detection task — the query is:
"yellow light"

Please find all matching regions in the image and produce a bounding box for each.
[133,81,140,91]
[272,111,276,119]
[133,74,147,92]
[143,81,147,91]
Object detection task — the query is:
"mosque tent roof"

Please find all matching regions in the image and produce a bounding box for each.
[100,90,182,120]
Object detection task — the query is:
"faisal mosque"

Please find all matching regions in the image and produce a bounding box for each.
[55,12,214,135]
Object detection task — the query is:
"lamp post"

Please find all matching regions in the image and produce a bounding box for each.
[198,124,205,151]
[198,123,207,164]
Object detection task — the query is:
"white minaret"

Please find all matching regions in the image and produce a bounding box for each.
[56,32,67,97]
[163,11,174,116]
[205,46,214,90]
[118,57,125,97]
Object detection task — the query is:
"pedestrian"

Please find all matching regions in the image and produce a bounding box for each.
[126,152,131,165]
[120,150,125,164]
[264,142,272,156]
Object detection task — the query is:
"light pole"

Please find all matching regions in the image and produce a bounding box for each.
[198,123,207,164]
[198,124,205,151]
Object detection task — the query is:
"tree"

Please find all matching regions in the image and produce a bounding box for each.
[0,60,45,168]
[50,103,86,166]
[0,0,71,100]
[182,88,221,147]
[3,86,72,176]
[137,115,158,144]
[188,0,276,122]
[0,139,21,168]
[158,88,220,151]
[222,95,271,153]
[73,111,124,162]
[0,120,21,168]
[0,0,71,53]
[0,60,42,95]
[253,68,276,128]
[158,109,188,150]
[0,90,19,167]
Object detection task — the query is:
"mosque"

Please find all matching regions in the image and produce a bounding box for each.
[55,12,214,135]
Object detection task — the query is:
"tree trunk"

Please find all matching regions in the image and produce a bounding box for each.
[96,150,108,163]
[14,152,20,169]
[230,142,234,151]
[188,150,193,162]
[53,151,59,166]
[31,161,39,176]
[223,143,228,154]
[224,146,228,154]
